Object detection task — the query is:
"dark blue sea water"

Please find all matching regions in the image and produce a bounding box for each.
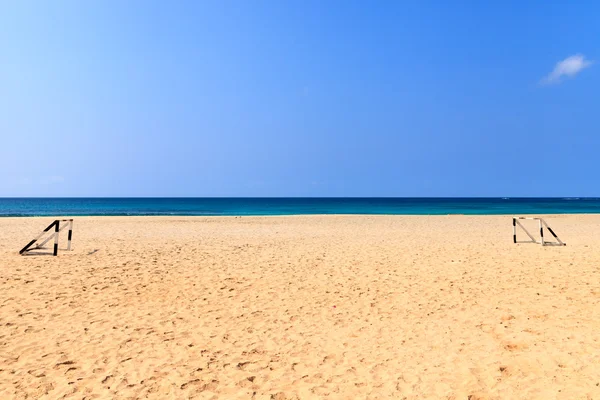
[1,198,600,217]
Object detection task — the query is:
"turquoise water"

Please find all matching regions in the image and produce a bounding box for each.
[1,198,600,217]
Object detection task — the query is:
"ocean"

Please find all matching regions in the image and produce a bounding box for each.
[1,198,600,217]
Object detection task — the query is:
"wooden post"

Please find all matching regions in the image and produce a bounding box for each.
[20,219,75,256]
[67,220,73,251]
[53,220,60,256]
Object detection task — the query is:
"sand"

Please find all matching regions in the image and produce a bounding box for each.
[1,215,599,399]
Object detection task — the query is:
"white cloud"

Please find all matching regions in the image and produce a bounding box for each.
[542,54,592,85]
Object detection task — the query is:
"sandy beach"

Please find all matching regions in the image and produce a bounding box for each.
[1,215,599,399]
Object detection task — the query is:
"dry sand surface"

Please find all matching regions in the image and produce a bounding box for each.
[1,215,600,399]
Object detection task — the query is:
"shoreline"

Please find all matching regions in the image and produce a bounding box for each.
[1,212,598,218]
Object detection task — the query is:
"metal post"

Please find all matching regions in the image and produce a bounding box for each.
[539,219,544,246]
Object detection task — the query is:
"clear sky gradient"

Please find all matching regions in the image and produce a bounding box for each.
[1,1,598,197]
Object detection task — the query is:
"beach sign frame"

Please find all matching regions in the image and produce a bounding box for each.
[512,217,565,246]
[19,219,74,256]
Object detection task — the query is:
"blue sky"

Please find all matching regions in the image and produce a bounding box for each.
[1,1,598,197]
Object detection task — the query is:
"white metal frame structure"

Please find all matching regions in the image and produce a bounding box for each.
[512,217,565,246]
[19,219,74,256]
